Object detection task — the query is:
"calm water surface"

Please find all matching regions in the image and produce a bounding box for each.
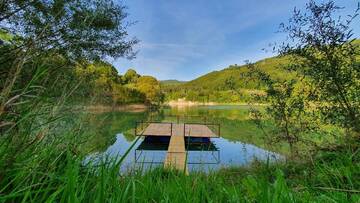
[84,105,283,173]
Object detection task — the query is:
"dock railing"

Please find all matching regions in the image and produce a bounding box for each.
[135,121,220,138]
[148,114,213,124]
[184,122,220,138]
[135,121,174,136]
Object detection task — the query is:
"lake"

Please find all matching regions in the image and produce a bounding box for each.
[83,105,284,173]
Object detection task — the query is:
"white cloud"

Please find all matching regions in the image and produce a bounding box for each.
[114,0,360,81]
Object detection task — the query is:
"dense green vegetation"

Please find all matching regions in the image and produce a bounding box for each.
[163,56,293,103]
[74,65,164,105]
[0,0,163,107]
[0,0,359,202]
[164,39,360,103]
[0,41,163,106]
[160,80,187,86]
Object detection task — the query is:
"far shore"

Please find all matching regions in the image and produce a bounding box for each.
[83,104,148,113]
[166,100,267,107]
[79,102,267,113]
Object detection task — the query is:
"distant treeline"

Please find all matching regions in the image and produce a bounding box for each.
[74,64,164,105]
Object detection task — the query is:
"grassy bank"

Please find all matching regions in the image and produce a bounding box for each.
[1,141,358,202]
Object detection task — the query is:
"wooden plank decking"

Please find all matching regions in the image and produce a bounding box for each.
[137,122,219,174]
[140,123,218,138]
[186,124,217,138]
[141,123,172,136]
[164,124,187,173]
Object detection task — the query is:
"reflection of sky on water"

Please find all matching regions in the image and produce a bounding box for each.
[85,132,283,173]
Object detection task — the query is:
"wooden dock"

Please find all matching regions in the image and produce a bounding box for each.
[164,124,187,173]
[139,123,219,138]
[136,122,220,173]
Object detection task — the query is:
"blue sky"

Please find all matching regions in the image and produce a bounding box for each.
[112,0,360,81]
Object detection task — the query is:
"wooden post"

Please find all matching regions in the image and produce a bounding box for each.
[183,123,185,136]
[218,124,220,137]
[171,123,173,136]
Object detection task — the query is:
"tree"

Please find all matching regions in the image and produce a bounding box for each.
[249,64,316,156]
[249,1,360,156]
[122,69,140,84]
[0,0,138,129]
[0,0,138,61]
[278,0,360,134]
[111,83,145,105]
[0,0,138,107]
[74,62,111,102]
[136,76,164,105]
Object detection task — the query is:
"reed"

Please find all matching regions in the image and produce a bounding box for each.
[0,124,358,202]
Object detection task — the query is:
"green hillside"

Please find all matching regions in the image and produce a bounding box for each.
[184,56,291,90]
[164,39,360,103]
[160,80,187,86]
[163,56,292,103]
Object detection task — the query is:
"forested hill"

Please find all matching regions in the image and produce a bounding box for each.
[184,56,291,90]
[160,80,187,86]
[163,39,360,103]
[163,55,292,103]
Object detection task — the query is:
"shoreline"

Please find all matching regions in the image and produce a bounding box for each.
[83,104,148,113]
[166,100,267,107]
[78,102,267,113]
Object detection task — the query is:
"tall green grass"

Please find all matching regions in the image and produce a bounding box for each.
[1,132,359,202]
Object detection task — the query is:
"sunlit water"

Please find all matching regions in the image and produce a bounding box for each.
[84,105,284,173]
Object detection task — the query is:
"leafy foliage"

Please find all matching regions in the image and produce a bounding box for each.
[136,76,164,105]
[0,0,140,135]
[0,0,138,61]
[75,64,163,105]
[248,1,360,156]
[279,0,360,133]
[248,63,319,156]
[122,69,140,84]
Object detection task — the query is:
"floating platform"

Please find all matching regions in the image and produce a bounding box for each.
[135,121,220,173]
[136,123,220,138]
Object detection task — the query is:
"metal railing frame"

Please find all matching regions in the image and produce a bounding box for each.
[184,122,221,138]
[135,121,174,136]
[135,121,220,138]
[150,115,213,124]
[135,149,220,165]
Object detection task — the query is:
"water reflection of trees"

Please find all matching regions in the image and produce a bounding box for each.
[81,111,148,153]
[157,106,285,153]
[82,106,286,155]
